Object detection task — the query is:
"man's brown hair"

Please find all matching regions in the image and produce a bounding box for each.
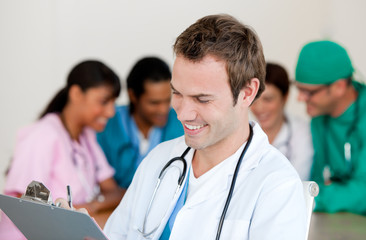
[173,14,266,104]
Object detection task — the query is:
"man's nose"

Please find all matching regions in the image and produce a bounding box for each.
[174,98,197,122]
[297,90,309,102]
[105,101,115,118]
[157,101,170,115]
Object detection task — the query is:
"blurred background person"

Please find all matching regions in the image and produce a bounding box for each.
[251,63,313,180]
[0,60,124,240]
[97,56,184,189]
[295,40,366,215]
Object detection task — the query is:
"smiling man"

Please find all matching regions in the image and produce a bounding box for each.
[295,40,366,215]
[97,57,184,189]
[103,14,306,240]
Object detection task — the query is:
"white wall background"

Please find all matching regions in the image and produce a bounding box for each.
[1,0,365,192]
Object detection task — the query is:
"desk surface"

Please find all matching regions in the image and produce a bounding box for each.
[309,212,366,240]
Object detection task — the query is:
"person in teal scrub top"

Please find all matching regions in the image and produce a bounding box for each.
[295,40,366,215]
[97,57,184,189]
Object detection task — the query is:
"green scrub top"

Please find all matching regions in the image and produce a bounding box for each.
[310,82,366,215]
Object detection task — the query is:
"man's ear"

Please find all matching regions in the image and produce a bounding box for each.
[331,79,348,97]
[240,78,260,107]
[68,85,84,104]
[128,89,137,104]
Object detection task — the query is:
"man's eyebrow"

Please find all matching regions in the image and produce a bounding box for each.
[170,83,213,98]
[170,83,177,91]
[192,93,212,98]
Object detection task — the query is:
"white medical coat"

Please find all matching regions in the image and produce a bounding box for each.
[272,115,313,181]
[104,122,307,240]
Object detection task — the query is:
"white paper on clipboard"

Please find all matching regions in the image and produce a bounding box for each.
[0,194,108,240]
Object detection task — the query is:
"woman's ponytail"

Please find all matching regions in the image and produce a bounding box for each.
[39,87,68,119]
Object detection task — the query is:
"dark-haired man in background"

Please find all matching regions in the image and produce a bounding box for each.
[97,57,183,189]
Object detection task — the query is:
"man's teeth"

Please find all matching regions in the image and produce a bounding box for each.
[185,124,205,130]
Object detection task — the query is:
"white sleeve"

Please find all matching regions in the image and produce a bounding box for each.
[249,175,307,239]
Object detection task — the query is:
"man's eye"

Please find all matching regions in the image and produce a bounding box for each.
[197,98,210,103]
[100,99,108,105]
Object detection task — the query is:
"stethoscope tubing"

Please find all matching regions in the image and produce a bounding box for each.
[159,147,190,186]
[139,146,191,238]
[215,124,254,240]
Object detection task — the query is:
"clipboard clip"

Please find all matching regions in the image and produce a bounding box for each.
[21,181,54,205]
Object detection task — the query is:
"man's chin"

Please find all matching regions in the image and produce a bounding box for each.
[152,119,168,127]
[90,123,107,132]
[306,107,321,118]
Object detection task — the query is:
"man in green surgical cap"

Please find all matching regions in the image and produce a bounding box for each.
[295,40,366,215]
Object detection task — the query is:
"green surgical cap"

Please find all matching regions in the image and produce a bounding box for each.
[295,40,353,85]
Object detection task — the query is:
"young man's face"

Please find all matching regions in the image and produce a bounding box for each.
[132,80,171,128]
[171,55,247,152]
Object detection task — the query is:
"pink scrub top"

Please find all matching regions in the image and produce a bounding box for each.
[0,113,115,240]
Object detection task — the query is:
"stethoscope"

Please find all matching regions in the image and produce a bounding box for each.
[71,147,100,203]
[138,147,189,238]
[139,124,254,240]
[69,133,100,203]
[323,89,360,180]
[60,113,100,202]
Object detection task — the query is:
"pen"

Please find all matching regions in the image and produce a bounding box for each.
[67,185,73,209]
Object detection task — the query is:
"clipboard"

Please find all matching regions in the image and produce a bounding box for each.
[0,194,108,240]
